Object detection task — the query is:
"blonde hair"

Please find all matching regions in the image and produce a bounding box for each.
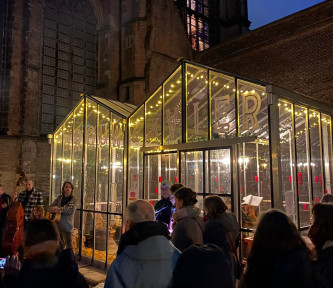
[30,205,45,221]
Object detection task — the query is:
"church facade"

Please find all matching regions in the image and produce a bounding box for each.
[0,0,249,193]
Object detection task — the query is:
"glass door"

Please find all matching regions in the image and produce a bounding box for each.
[144,153,177,206]
[180,148,233,211]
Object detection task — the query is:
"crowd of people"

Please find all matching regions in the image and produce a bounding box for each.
[105,180,333,288]
[0,180,82,288]
[0,179,332,288]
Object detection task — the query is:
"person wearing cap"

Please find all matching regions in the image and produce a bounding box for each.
[154,180,173,226]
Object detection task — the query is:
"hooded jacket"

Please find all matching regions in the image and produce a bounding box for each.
[205,212,240,246]
[171,206,205,251]
[105,221,180,288]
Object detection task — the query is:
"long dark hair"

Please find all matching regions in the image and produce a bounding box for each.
[204,195,228,219]
[61,181,74,196]
[174,187,198,207]
[241,209,307,287]
[308,203,333,250]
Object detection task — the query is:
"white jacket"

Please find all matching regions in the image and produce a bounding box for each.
[104,235,180,288]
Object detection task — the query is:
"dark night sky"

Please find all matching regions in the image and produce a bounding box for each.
[248,0,326,29]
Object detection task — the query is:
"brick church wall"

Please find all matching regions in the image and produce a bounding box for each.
[195,1,333,106]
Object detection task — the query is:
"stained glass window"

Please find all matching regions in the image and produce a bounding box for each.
[182,0,210,51]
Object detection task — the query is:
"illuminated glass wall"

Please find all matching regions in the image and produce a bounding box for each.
[51,95,134,266]
[52,62,333,267]
[127,62,333,261]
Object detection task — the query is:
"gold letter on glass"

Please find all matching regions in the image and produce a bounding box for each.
[214,95,230,132]
[242,92,261,130]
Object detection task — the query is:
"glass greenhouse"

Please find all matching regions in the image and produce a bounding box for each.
[127,61,333,259]
[50,94,135,266]
[51,61,333,265]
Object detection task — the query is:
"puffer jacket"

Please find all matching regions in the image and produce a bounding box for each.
[171,206,205,251]
[105,225,180,288]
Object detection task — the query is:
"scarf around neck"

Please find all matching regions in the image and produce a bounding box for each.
[172,206,201,222]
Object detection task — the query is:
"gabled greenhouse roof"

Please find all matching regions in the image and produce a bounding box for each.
[53,94,136,135]
[89,95,136,118]
[128,60,333,150]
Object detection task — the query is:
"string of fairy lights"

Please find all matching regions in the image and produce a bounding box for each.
[129,66,268,148]
[278,101,331,145]
[52,65,332,179]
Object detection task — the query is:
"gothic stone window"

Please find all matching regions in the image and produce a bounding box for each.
[41,0,97,134]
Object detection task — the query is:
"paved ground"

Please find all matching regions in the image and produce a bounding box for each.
[78,262,107,287]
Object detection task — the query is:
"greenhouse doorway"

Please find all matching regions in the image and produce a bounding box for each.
[143,147,234,212]
[144,152,178,206]
[180,148,234,211]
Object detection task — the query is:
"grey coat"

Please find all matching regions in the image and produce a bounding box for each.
[105,235,180,288]
[49,195,78,233]
[171,206,205,251]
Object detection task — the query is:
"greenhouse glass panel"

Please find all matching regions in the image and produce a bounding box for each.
[239,141,271,228]
[144,154,160,206]
[128,106,144,201]
[181,151,204,193]
[160,153,178,185]
[186,64,208,142]
[209,149,231,194]
[96,106,110,212]
[84,99,97,210]
[210,71,236,139]
[73,102,84,209]
[52,129,63,202]
[108,214,122,265]
[163,67,182,145]
[238,80,268,140]
[94,212,107,262]
[73,210,80,254]
[144,153,177,206]
[321,114,333,194]
[295,105,311,227]
[278,100,297,223]
[63,114,73,183]
[145,87,162,146]
[82,211,94,258]
[309,110,323,202]
[110,114,124,213]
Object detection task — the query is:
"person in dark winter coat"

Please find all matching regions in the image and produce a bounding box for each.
[105,200,180,288]
[155,180,173,226]
[172,243,234,288]
[308,203,333,287]
[3,219,88,288]
[171,187,204,251]
[203,195,240,247]
[203,196,240,283]
[241,209,322,288]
